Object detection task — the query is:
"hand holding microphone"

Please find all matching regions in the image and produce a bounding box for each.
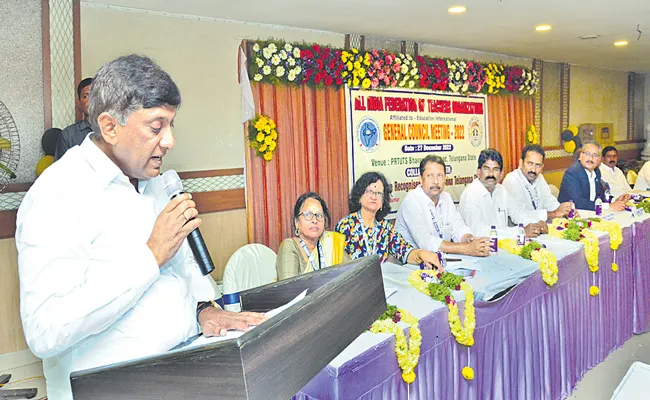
[146,170,216,275]
[146,191,201,268]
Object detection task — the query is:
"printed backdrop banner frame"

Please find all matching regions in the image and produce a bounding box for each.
[346,87,489,214]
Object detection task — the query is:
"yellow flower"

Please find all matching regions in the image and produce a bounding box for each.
[352,47,359,54]
[270,129,278,140]
[263,151,273,161]
[269,141,276,151]
[268,119,276,129]
[371,308,422,384]
[589,286,600,296]
[264,136,273,146]
[361,78,371,88]
[341,70,348,78]
[612,263,619,272]
[347,61,353,71]
[353,60,361,69]
[352,77,360,87]
[256,132,265,142]
[357,67,366,78]
[462,366,475,380]
[259,143,267,152]
[364,53,371,66]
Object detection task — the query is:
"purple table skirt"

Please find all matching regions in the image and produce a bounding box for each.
[295,223,643,400]
[633,218,650,334]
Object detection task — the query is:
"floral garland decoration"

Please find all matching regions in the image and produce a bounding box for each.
[549,218,623,295]
[526,124,539,145]
[590,219,623,272]
[250,42,303,84]
[248,40,539,96]
[370,304,422,384]
[247,114,278,161]
[408,269,476,380]
[499,239,558,286]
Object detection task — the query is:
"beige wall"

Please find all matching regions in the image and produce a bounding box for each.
[81,5,344,172]
[569,65,629,142]
[419,43,532,67]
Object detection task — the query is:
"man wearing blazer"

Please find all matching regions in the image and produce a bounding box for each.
[558,140,628,211]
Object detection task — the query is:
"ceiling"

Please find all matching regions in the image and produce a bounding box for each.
[84,0,650,73]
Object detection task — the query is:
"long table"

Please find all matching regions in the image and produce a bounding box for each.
[295,212,650,399]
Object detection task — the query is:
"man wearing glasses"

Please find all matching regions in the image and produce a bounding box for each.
[558,140,628,211]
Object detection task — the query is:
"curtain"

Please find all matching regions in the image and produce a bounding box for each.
[488,95,534,173]
[245,83,349,251]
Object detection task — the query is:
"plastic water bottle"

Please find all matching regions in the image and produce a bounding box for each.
[567,201,576,219]
[604,189,612,203]
[489,225,498,255]
[595,197,603,216]
[517,223,526,246]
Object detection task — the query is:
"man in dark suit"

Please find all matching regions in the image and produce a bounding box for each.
[558,140,628,211]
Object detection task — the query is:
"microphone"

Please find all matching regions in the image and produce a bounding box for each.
[162,170,215,276]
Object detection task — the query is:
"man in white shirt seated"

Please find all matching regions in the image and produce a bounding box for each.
[502,144,573,220]
[459,148,546,237]
[599,145,632,197]
[15,55,265,400]
[634,160,650,191]
[396,155,492,257]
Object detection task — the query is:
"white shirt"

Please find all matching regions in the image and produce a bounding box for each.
[395,185,472,251]
[635,161,650,191]
[16,138,214,400]
[598,164,631,197]
[458,179,539,237]
[586,169,597,201]
[502,169,558,219]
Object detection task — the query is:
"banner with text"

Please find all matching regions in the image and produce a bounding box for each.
[346,87,488,214]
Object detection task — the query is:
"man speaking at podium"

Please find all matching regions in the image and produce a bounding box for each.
[15,55,265,400]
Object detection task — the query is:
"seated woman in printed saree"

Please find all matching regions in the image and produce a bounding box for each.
[276,192,350,280]
[335,171,443,271]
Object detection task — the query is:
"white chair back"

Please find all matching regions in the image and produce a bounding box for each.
[548,183,560,199]
[222,244,278,297]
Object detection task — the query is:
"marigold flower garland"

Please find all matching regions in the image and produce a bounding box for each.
[498,239,559,286]
[247,114,278,161]
[549,218,623,295]
[370,305,422,383]
[409,269,476,379]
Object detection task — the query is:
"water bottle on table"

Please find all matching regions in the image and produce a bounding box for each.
[595,197,603,216]
[489,225,498,255]
[517,223,526,246]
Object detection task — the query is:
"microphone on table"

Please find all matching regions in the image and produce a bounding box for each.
[162,170,215,276]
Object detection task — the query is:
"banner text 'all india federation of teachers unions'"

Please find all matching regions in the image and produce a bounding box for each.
[347,88,488,211]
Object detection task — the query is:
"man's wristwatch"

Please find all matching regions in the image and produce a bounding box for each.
[196,301,216,321]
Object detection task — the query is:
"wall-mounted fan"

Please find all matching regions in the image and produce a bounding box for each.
[0,100,20,191]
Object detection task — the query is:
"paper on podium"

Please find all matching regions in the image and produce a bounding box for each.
[185,289,309,348]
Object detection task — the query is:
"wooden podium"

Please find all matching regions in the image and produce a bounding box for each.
[70,255,385,399]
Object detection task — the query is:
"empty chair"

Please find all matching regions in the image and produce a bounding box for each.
[221,244,278,310]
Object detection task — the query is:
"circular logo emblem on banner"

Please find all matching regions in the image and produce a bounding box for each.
[357,117,380,153]
[468,117,483,148]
